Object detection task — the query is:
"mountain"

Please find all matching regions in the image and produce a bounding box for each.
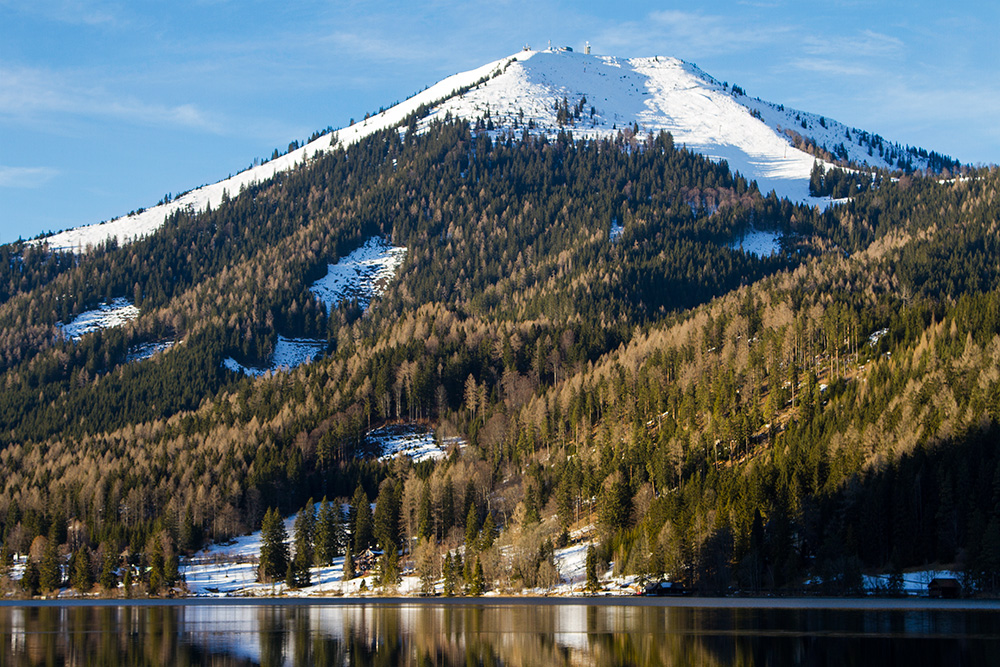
[2,47,998,601]
[38,48,952,253]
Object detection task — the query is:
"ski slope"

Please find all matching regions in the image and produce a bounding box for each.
[36,49,932,253]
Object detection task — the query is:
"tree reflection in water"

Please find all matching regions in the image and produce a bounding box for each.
[1,603,999,666]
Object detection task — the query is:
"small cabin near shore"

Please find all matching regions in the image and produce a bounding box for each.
[928,577,962,599]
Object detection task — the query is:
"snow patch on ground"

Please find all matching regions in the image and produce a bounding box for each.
[310,237,407,312]
[367,424,455,464]
[608,220,624,242]
[125,340,176,363]
[58,297,139,340]
[864,570,963,595]
[223,335,325,377]
[729,228,782,257]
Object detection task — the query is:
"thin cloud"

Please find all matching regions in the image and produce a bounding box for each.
[1,0,120,26]
[0,64,222,132]
[595,9,792,59]
[0,165,58,188]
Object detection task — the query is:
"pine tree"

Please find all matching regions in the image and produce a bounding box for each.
[99,546,118,592]
[292,501,315,586]
[258,508,289,583]
[343,544,355,581]
[39,531,61,593]
[21,559,40,596]
[586,545,599,593]
[470,557,484,596]
[315,497,338,566]
[71,546,93,592]
[443,552,458,596]
[479,512,497,550]
[465,504,480,552]
[351,485,374,553]
[373,481,400,555]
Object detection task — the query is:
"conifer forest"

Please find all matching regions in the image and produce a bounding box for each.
[3,114,1000,598]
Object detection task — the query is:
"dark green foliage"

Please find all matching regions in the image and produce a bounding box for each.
[258,508,289,583]
[351,485,374,553]
[314,498,339,566]
[586,545,599,593]
[71,546,93,592]
[39,530,61,593]
[343,544,355,581]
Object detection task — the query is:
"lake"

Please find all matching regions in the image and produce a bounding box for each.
[3,598,1000,666]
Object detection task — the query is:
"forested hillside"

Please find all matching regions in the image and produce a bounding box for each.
[2,115,998,597]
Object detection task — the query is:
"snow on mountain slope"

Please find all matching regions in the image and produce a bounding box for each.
[37,55,524,253]
[429,50,914,204]
[310,237,407,312]
[58,297,139,339]
[37,48,933,253]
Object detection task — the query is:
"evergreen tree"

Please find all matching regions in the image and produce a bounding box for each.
[39,532,61,593]
[315,497,338,566]
[373,481,400,555]
[443,552,458,596]
[343,544,355,581]
[470,557,484,596]
[586,545,599,593]
[290,502,315,589]
[351,485,374,553]
[21,559,40,596]
[71,546,93,592]
[258,508,289,583]
[99,546,118,592]
[147,534,165,593]
[465,504,480,552]
[479,511,497,550]
[377,549,401,591]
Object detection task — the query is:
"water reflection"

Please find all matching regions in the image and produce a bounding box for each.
[2,602,999,666]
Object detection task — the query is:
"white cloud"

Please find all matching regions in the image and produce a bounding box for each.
[0,165,58,188]
[0,64,222,132]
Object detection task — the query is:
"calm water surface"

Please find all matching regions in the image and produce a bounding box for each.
[3,600,999,666]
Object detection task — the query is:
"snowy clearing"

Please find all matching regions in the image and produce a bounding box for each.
[223,335,325,377]
[58,297,139,340]
[728,228,782,257]
[366,424,452,464]
[125,339,176,363]
[309,237,407,312]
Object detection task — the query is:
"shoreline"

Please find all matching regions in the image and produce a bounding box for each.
[3,595,1000,611]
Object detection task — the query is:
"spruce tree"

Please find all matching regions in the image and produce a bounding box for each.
[443,552,457,596]
[343,544,355,581]
[291,503,315,589]
[479,512,497,550]
[586,545,599,593]
[71,546,93,592]
[21,559,40,596]
[258,508,289,583]
[39,532,61,593]
[465,504,480,552]
[315,498,338,566]
[351,485,373,553]
[99,546,118,593]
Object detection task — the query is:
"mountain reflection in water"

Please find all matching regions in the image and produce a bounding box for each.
[3,602,1000,666]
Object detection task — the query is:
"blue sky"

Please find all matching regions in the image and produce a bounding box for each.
[2,0,998,243]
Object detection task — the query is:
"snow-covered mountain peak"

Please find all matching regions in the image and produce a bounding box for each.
[36,48,942,253]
